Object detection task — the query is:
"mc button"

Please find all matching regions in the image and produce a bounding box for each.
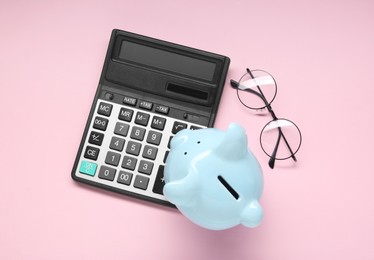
[97,102,113,116]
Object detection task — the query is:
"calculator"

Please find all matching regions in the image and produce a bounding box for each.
[71,29,230,206]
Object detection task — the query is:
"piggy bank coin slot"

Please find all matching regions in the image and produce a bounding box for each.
[217,175,239,200]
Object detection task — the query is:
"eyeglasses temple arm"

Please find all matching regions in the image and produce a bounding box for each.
[230,79,268,104]
[268,130,281,169]
[269,127,297,169]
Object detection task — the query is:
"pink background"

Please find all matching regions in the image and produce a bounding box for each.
[1,0,373,259]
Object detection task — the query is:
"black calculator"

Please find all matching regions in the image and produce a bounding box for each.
[71,29,230,206]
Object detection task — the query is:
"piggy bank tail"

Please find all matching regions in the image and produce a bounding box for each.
[241,200,263,228]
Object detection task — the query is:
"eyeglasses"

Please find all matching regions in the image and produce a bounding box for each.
[230,68,302,169]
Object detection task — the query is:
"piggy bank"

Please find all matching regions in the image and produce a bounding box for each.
[164,123,264,230]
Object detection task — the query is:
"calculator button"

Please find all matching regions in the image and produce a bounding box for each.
[114,122,129,137]
[152,165,165,195]
[134,175,149,190]
[88,131,104,146]
[151,116,166,131]
[117,171,133,185]
[135,112,150,126]
[126,141,142,156]
[142,145,158,160]
[105,151,121,166]
[97,102,113,117]
[109,136,125,151]
[121,155,138,170]
[190,125,203,130]
[139,101,153,110]
[163,151,169,163]
[104,92,114,100]
[93,116,109,131]
[130,126,146,141]
[79,161,97,176]
[138,160,154,175]
[146,130,162,145]
[172,121,187,134]
[98,166,116,181]
[123,96,137,106]
[84,146,100,160]
[168,136,173,148]
[119,108,134,122]
[155,105,169,115]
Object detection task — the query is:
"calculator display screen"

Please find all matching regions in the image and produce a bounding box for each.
[119,41,216,81]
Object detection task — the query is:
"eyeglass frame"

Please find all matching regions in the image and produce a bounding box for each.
[230,68,302,169]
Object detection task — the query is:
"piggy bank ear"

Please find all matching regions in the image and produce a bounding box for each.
[170,129,189,149]
[240,200,263,228]
[215,123,248,160]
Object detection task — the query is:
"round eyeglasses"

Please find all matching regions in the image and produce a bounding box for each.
[230,68,302,169]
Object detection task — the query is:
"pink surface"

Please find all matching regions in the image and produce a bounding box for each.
[1,0,373,259]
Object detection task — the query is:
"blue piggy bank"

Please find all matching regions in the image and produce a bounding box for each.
[164,123,264,230]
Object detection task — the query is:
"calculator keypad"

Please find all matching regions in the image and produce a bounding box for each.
[76,98,205,205]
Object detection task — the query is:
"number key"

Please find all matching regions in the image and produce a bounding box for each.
[98,166,116,181]
[109,136,125,151]
[105,151,121,166]
[142,145,158,160]
[146,130,162,145]
[121,155,137,170]
[130,126,146,141]
[138,160,154,175]
[117,171,133,185]
[126,141,142,156]
[114,122,129,137]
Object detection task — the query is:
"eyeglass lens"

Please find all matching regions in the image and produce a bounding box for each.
[260,118,302,160]
[237,70,277,110]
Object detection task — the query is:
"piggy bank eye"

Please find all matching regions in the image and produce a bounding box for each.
[197,141,201,144]
[184,152,188,155]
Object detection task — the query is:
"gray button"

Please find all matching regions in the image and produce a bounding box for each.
[98,166,116,181]
[134,112,150,126]
[155,105,169,114]
[130,126,146,141]
[142,145,158,160]
[97,102,113,116]
[93,116,109,131]
[139,101,153,110]
[117,171,133,185]
[109,136,125,151]
[126,141,142,156]
[146,130,162,145]
[123,96,137,106]
[121,156,137,170]
[138,160,154,175]
[151,116,166,131]
[84,146,100,161]
[134,175,149,190]
[114,122,129,137]
[105,151,121,166]
[118,108,133,122]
